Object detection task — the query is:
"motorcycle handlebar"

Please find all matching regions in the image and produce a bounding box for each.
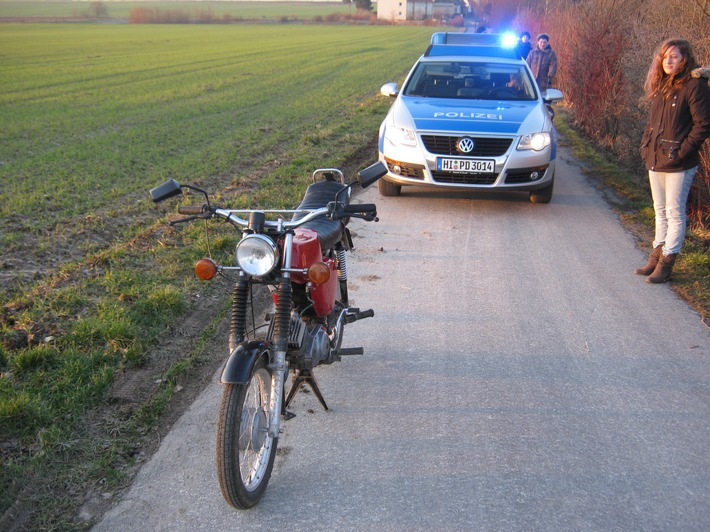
[178,205,207,216]
[170,202,379,227]
[216,207,331,229]
[343,204,377,214]
[159,186,381,229]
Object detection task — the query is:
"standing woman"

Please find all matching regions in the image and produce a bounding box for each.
[637,39,710,283]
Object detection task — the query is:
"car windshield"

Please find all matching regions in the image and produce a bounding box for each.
[402,61,537,101]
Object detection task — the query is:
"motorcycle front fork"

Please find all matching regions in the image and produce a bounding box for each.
[268,350,287,438]
[267,232,295,439]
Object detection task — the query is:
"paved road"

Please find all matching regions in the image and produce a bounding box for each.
[95,146,710,531]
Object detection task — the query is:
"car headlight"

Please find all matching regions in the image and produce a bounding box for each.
[236,234,279,276]
[518,132,551,151]
[384,126,417,148]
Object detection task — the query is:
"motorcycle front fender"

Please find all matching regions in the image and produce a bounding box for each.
[220,340,270,384]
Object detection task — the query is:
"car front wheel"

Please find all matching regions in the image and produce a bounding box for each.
[529,178,554,204]
[378,178,401,197]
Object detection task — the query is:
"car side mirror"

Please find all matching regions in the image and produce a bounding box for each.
[380,82,399,98]
[542,88,564,103]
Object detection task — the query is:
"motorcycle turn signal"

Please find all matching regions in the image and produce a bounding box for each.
[195,258,218,280]
[307,262,331,285]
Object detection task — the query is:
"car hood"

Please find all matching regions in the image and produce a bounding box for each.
[391,96,544,135]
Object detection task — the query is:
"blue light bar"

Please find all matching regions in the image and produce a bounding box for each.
[430,32,505,46]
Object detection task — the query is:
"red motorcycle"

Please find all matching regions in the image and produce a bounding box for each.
[150,161,386,509]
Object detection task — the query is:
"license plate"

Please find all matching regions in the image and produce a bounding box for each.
[437,158,495,173]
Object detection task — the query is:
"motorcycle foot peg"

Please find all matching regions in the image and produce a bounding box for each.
[338,347,364,356]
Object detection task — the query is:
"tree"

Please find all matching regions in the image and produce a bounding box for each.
[88,1,108,18]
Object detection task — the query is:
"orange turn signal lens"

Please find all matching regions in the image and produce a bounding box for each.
[195,258,218,280]
[307,262,331,285]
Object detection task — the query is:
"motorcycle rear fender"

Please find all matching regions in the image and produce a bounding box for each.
[220,340,270,384]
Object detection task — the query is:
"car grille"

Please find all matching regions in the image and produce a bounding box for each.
[421,135,513,156]
[504,165,549,184]
[431,171,498,185]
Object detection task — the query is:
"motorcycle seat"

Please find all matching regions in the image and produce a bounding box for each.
[292,180,348,250]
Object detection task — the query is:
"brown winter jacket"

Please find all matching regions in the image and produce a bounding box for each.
[526,46,558,91]
[640,76,710,172]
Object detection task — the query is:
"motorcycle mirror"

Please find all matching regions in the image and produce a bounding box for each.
[150,179,183,203]
[357,162,388,189]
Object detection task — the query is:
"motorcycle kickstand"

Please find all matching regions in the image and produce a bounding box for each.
[284,369,330,412]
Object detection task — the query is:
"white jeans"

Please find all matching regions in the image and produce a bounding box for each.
[648,167,697,255]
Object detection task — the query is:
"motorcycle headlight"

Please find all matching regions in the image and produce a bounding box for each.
[518,132,551,151]
[236,234,279,277]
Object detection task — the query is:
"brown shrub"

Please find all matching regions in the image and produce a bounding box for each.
[128,7,153,24]
[447,15,465,27]
[194,8,215,24]
[555,2,639,141]
[529,0,710,230]
[691,147,710,228]
[128,6,213,24]
[325,12,345,23]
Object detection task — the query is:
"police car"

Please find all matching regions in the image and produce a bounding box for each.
[378,32,563,203]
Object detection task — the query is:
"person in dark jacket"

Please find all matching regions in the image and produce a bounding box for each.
[515,31,532,60]
[636,38,710,283]
[526,33,557,91]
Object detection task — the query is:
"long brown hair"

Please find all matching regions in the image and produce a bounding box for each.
[643,39,698,101]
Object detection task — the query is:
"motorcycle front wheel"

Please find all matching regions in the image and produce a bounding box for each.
[216,355,278,509]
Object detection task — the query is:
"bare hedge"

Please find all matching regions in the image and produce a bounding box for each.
[513,0,710,228]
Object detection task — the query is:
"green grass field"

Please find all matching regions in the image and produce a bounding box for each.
[0,22,438,529]
[0,0,353,19]
[1,23,411,232]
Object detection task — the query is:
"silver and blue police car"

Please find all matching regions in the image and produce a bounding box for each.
[378,32,563,203]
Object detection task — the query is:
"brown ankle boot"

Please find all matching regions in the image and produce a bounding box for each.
[646,253,677,284]
[634,245,663,275]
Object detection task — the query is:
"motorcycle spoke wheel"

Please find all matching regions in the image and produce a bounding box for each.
[216,356,277,509]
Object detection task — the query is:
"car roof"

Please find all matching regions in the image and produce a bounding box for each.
[424,45,521,60]
[424,32,521,61]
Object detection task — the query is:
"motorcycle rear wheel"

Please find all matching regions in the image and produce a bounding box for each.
[216,355,278,509]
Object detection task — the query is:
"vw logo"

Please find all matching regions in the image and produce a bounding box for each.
[457,137,475,154]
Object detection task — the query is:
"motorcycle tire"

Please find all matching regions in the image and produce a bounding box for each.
[216,355,278,509]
